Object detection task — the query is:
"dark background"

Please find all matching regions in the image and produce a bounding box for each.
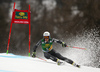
[0,0,100,67]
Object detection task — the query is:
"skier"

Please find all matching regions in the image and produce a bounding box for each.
[32,31,80,68]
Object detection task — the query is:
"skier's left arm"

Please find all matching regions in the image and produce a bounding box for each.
[52,38,67,47]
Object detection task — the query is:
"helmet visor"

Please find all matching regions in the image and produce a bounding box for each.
[44,36,49,39]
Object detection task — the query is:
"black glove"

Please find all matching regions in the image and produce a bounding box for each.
[32,52,36,58]
[62,42,67,47]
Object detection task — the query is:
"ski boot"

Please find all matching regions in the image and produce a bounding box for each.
[57,59,63,65]
[72,62,80,68]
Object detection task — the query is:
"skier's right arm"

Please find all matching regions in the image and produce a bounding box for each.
[32,40,41,57]
[33,40,41,52]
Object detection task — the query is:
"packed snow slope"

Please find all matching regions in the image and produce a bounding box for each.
[0,53,100,72]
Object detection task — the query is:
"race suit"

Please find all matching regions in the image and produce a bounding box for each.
[33,38,73,64]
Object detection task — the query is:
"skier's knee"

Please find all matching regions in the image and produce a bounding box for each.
[55,53,61,56]
[44,55,50,59]
[55,53,67,60]
[44,53,50,59]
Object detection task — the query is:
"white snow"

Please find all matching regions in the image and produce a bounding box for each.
[0,53,100,72]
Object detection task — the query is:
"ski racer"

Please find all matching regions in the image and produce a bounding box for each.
[32,31,80,68]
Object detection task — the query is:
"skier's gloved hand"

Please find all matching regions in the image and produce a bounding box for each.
[32,52,36,58]
[62,42,67,47]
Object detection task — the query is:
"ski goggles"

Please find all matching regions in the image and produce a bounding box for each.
[44,36,49,39]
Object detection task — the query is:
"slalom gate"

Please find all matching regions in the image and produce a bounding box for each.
[6,2,31,56]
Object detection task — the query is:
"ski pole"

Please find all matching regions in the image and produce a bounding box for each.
[66,46,86,50]
[36,56,47,62]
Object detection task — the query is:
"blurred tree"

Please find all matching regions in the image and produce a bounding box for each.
[55,0,64,8]
[0,7,8,52]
